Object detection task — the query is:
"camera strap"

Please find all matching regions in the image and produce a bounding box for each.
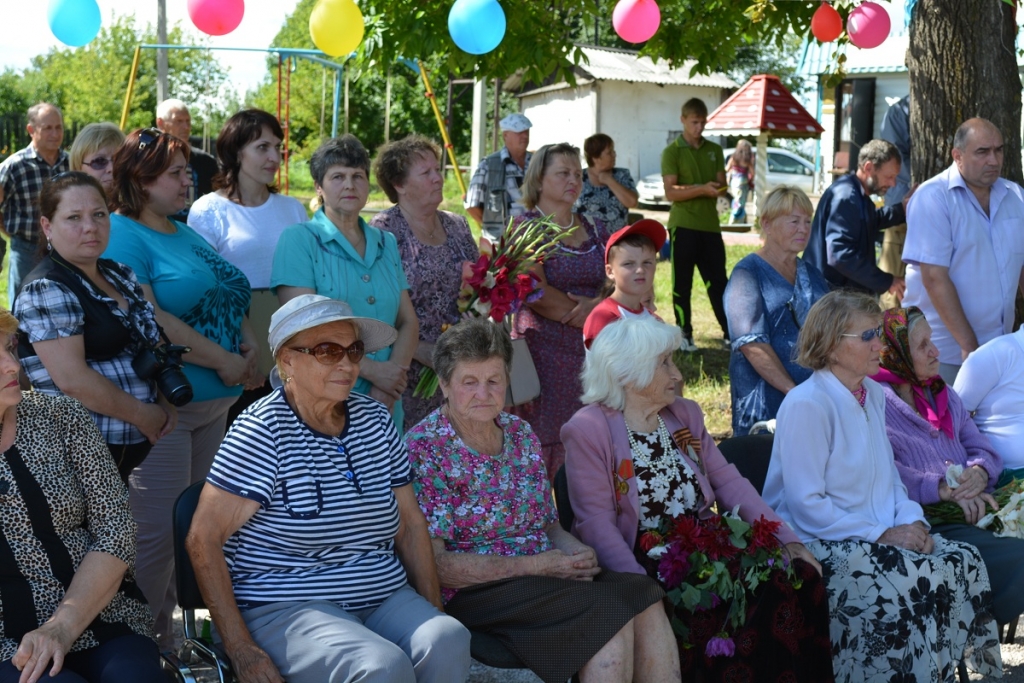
[35,252,168,355]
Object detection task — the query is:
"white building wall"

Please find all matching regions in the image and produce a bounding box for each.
[597,81,728,181]
[520,81,728,183]
[520,87,598,153]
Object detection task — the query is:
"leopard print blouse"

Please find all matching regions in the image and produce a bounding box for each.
[0,392,153,662]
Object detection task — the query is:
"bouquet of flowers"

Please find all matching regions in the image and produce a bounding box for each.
[413,215,577,398]
[639,507,800,657]
[923,467,1024,537]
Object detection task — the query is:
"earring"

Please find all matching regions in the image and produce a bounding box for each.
[46,240,52,252]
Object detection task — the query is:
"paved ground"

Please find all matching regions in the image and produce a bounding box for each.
[173,607,1024,681]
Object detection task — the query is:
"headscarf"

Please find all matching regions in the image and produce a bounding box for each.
[871,306,954,438]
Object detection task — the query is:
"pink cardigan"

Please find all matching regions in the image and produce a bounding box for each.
[561,398,799,574]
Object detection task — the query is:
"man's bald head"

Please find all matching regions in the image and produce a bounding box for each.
[952,118,1004,191]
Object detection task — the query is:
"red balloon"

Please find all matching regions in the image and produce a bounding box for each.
[187,0,244,37]
[811,3,843,43]
[847,1,891,49]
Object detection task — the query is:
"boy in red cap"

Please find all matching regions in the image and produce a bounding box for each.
[583,219,666,348]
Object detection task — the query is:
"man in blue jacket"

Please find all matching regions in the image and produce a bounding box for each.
[805,139,906,297]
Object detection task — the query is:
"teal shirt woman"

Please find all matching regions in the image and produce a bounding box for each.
[271,135,418,430]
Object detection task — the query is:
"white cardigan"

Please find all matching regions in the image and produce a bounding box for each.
[762,369,925,544]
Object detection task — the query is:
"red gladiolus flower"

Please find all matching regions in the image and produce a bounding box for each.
[466,254,491,289]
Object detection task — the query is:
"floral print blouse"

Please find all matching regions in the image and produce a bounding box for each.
[407,409,558,602]
[630,428,703,529]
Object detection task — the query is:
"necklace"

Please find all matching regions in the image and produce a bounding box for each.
[553,213,576,229]
[851,383,869,421]
[626,415,680,488]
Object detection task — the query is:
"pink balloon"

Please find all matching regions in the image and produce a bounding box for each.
[187,0,244,37]
[847,1,890,49]
[612,0,661,44]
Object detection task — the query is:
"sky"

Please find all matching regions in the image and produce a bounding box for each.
[1,0,302,96]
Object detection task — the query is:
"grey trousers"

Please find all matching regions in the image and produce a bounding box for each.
[237,585,471,683]
[129,395,236,649]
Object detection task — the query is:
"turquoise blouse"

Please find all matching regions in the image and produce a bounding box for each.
[271,209,410,426]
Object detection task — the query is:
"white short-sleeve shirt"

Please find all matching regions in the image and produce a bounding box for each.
[902,163,1024,365]
[188,192,308,289]
[953,326,1024,469]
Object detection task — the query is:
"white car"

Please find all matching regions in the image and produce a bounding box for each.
[636,147,816,209]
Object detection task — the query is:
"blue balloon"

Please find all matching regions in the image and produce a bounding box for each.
[48,0,102,48]
[448,0,506,55]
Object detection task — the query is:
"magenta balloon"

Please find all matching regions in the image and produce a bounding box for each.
[612,0,661,44]
[187,0,245,37]
[847,1,890,49]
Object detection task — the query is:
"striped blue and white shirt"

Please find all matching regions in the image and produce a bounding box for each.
[207,388,410,610]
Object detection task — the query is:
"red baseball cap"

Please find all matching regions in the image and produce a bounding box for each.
[604,219,668,263]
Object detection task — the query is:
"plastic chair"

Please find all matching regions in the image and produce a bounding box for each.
[160,481,234,683]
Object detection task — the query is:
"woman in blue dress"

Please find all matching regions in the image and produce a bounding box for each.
[724,186,829,436]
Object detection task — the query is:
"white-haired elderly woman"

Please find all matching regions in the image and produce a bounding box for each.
[562,316,834,681]
[406,318,680,683]
[187,294,470,683]
[762,290,1002,682]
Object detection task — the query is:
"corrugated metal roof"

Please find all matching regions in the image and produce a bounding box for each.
[798,34,910,76]
[574,45,738,88]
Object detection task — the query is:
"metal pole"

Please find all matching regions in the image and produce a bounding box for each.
[416,60,467,198]
[384,70,392,143]
[344,70,350,135]
[332,70,341,138]
[119,46,143,130]
[156,0,168,103]
[285,57,292,195]
[276,55,283,187]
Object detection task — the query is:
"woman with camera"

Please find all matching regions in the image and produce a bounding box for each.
[15,172,178,483]
[102,128,261,650]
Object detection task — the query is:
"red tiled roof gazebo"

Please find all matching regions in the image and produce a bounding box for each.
[705,74,824,221]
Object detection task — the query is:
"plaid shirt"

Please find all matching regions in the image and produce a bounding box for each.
[14,259,163,445]
[0,144,70,242]
[464,147,532,216]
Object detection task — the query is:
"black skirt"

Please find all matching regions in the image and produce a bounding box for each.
[445,570,664,683]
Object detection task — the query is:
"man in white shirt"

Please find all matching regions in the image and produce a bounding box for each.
[902,118,1024,383]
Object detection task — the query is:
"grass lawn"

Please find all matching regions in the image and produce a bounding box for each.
[655,244,758,437]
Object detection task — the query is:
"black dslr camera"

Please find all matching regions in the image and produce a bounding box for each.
[132,342,194,407]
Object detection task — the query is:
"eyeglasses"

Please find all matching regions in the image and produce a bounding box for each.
[840,326,883,342]
[289,339,365,365]
[137,128,165,151]
[81,156,111,171]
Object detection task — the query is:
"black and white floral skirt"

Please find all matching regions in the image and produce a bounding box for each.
[810,535,1002,682]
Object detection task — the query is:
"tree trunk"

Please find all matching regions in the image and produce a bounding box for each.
[908,0,1024,325]
[907,0,1022,185]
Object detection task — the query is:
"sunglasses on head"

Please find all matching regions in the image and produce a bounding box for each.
[289,340,366,365]
[137,127,165,151]
[840,326,883,343]
[81,156,112,171]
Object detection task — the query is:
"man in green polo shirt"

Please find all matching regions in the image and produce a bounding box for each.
[661,97,728,352]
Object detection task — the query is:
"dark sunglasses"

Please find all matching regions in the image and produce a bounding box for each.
[81,156,112,171]
[840,326,883,343]
[137,127,165,151]
[289,339,365,365]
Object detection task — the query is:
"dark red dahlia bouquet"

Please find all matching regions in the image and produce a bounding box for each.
[639,507,801,657]
[413,215,576,398]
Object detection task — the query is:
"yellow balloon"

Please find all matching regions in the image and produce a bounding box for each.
[309,0,365,57]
